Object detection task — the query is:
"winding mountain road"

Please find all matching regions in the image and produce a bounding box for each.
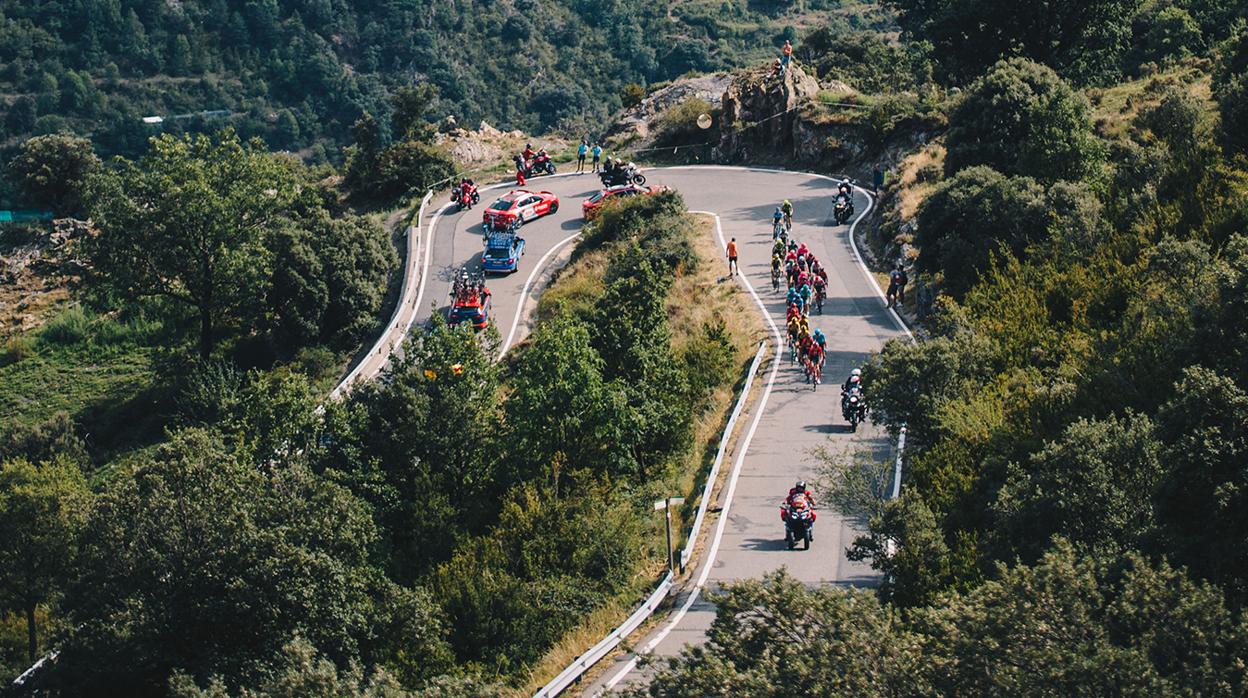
[381,166,910,693]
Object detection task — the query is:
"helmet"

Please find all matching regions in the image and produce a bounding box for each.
[849,375,861,385]
[851,368,862,377]
[795,480,806,492]
[527,143,533,148]
[775,206,782,214]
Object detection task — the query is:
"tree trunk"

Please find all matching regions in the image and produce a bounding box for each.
[199,307,213,358]
[25,602,36,663]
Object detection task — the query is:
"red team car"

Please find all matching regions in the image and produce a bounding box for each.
[483,190,559,228]
[581,184,670,220]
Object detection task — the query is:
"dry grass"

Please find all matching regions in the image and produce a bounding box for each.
[895,141,946,221]
[519,214,766,695]
[1087,64,1215,143]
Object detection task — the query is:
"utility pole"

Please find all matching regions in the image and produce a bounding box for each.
[653,497,686,574]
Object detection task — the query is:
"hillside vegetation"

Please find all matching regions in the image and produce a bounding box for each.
[0,0,889,180]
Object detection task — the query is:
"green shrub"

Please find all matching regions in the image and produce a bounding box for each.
[39,306,91,346]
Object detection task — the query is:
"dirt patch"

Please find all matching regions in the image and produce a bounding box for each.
[1,220,89,336]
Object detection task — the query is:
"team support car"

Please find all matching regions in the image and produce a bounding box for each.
[581,184,671,220]
[482,190,559,228]
[448,267,491,329]
[482,230,526,274]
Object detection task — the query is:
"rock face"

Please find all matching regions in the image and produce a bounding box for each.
[715,64,820,163]
[605,74,733,145]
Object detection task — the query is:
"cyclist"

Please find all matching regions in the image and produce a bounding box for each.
[806,336,825,384]
[771,253,783,290]
[812,274,827,311]
[812,327,827,352]
[781,199,794,230]
[772,207,785,238]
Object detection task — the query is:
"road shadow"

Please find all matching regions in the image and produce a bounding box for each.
[560,217,584,231]
[740,537,791,552]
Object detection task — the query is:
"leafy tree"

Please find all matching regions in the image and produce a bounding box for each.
[639,569,922,697]
[910,542,1248,695]
[391,85,438,142]
[0,457,90,662]
[849,493,954,607]
[503,316,631,484]
[270,210,397,349]
[1154,367,1248,600]
[316,315,501,583]
[1133,5,1204,67]
[56,428,452,695]
[915,167,1047,294]
[944,59,1104,183]
[87,130,299,357]
[1217,72,1248,157]
[433,478,643,674]
[4,97,37,137]
[992,412,1163,559]
[883,0,1140,83]
[6,133,101,217]
[371,140,456,202]
[644,544,1248,695]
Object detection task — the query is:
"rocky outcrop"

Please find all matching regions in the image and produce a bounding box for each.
[605,74,733,146]
[714,64,820,163]
[434,120,535,167]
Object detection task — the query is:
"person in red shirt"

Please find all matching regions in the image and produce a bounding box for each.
[726,237,739,276]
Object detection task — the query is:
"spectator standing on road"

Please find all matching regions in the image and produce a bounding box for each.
[592,143,603,172]
[781,40,793,73]
[577,139,588,173]
[726,237,739,276]
[516,160,526,187]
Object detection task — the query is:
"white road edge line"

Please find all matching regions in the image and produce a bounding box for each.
[500,231,582,357]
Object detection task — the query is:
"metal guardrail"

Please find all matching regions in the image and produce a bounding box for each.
[533,340,768,698]
[329,190,433,399]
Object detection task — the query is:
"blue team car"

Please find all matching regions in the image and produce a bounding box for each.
[482,229,526,273]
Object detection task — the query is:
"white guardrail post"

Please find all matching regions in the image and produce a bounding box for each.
[533,340,768,698]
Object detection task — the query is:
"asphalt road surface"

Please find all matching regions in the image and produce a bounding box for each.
[415,166,909,694]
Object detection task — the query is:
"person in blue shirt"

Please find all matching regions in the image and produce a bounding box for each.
[577,139,589,173]
[591,143,603,172]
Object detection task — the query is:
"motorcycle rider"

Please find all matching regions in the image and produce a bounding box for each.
[522,143,536,166]
[838,178,852,198]
[784,480,817,538]
[842,368,864,414]
[458,177,476,205]
[842,367,862,394]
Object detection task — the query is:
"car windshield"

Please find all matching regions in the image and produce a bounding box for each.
[485,246,512,259]
[587,192,606,203]
[490,198,515,210]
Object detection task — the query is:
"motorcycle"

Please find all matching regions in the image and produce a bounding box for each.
[834,193,854,225]
[526,152,557,176]
[842,389,867,431]
[600,163,646,187]
[451,186,480,211]
[781,502,815,550]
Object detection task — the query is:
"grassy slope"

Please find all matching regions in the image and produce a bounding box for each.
[522,214,764,693]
